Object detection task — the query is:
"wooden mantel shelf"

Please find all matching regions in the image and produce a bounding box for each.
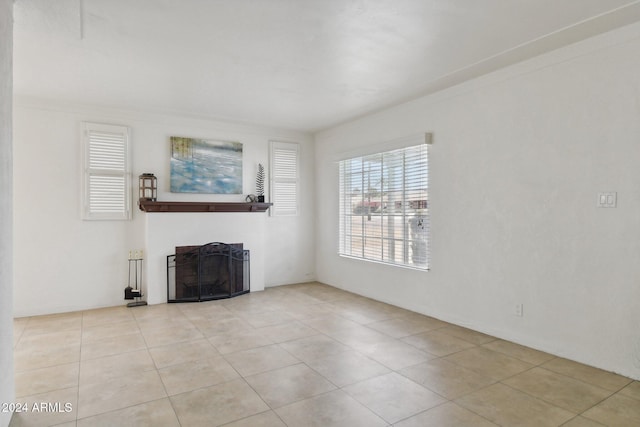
[138,200,273,213]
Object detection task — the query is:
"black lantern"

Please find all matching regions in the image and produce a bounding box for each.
[139,173,157,201]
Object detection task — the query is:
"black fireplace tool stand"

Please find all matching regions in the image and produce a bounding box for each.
[125,254,147,307]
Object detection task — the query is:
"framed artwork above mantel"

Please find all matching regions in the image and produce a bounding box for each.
[170,136,243,194]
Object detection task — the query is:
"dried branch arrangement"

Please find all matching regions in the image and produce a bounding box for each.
[256,163,265,197]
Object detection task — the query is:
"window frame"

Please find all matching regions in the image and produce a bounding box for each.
[338,134,431,270]
[81,122,132,221]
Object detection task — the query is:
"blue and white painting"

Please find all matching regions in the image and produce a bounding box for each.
[170,137,243,194]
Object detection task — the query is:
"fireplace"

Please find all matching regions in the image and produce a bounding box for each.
[167,242,250,302]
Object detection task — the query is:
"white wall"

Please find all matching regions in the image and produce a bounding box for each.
[13,102,315,316]
[315,22,640,380]
[0,1,14,425]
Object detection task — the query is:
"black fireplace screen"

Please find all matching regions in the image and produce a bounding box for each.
[167,242,250,302]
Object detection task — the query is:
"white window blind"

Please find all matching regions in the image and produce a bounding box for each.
[82,122,131,220]
[339,142,429,269]
[270,141,299,216]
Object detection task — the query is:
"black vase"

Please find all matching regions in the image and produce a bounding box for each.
[257,195,265,203]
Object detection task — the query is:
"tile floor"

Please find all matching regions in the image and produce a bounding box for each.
[9,282,640,427]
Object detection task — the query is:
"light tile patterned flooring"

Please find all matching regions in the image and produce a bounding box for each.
[10,282,640,427]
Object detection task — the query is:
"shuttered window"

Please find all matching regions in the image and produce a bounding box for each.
[339,139,429,270]
[82,122,131,220]
[270,141,299,216]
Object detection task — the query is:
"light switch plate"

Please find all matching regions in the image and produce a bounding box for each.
[597,192,617,208]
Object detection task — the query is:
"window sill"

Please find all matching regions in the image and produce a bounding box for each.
[339,254,429,271]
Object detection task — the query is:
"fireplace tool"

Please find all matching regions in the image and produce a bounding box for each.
[124,250,148,307]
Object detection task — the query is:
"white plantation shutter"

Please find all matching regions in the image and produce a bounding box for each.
[82,122,131,220]
[270,141,299,216]
[339,136,430,270]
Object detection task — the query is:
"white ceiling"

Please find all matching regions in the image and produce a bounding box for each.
[12,0,640,132]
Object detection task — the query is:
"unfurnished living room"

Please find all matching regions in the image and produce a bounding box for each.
[2,1,640,426]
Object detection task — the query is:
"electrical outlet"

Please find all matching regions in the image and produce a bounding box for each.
[597,192,617,208]
[515,304,523,317]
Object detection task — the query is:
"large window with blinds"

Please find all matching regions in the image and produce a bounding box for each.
[339,141,429,269]
[270,141,299,216]
[82,122,131,220]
